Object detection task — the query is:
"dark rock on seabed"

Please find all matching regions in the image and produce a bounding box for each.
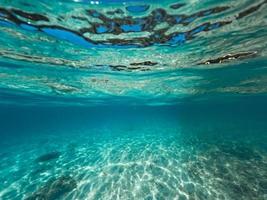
[35,151,61,162]
[25,175,77,200]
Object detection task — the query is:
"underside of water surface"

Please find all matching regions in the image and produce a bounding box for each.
[0,0,267,199]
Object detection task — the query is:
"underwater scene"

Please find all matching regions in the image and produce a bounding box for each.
[0,0,267,199]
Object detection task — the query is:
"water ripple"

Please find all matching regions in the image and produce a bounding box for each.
[0,0,266,105]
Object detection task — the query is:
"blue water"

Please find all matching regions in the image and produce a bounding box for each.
[0,0,267,199]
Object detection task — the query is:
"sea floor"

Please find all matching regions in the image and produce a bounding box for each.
[0,105,267,200]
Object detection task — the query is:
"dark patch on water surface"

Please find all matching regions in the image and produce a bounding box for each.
[236,0,267,19]
[169,3,186,10]
[35,151,61,162]
[130,61,158,66]
[109,64,150,72]
[198,52,257,65]
[0,50,75,69]
[25,175,77,200]
[109,65,130,72]
[46,82,80,94]
[83,5,231,39]
[71,15,89,22]
[1,1,266,49]
[106,9,124,15]
[10,9,49,22]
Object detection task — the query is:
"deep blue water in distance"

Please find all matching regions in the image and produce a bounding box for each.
[0,0,267,199]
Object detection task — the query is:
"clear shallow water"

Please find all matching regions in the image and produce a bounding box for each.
[1,102,267,200]
[0,0,267,200]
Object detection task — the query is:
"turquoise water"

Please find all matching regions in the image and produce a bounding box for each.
[0,0,267,199]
